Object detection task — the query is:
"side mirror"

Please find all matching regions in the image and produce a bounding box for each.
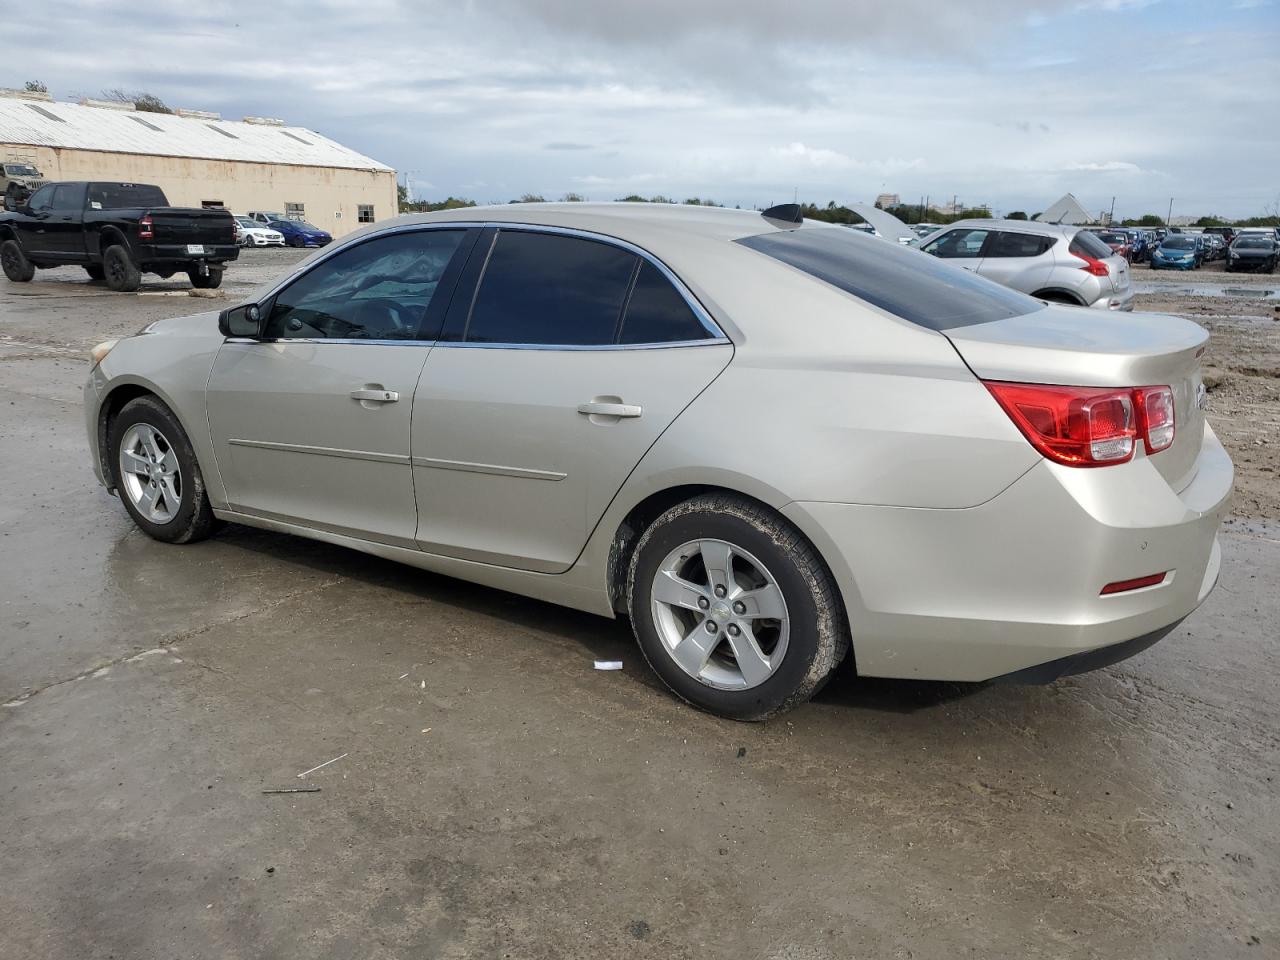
[219,303,263,338]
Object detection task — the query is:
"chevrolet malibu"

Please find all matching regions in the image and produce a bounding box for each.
[85,203,1232,720]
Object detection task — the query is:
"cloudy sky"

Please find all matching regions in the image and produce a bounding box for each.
[5,0,1278,218]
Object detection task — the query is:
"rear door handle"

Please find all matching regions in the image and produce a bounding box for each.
[577,401,642,418]
[350,388,399,403]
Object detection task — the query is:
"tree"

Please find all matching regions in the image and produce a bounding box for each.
[101,87,173,114]
[512,193,546,204]
[1006,211,1028,220]
[24,80,47,94]
[1194,215,1227,227]
[560,192,585,202]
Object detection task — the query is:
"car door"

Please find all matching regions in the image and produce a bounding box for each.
[47,183,88,261]
[977,231,1056,294]
[14,183,55,254]
[412,227,733,573]
[919,227,991,273]
[205,226,476,546]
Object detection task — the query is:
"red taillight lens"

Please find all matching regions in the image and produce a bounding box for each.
[986,381,1177,467]
[139,214,154,240]
[1100,573,1167,595]
[1074,253,1110,276]
[1135,385,1175,454]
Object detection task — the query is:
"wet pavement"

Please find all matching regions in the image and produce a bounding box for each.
[1,255,1278,959]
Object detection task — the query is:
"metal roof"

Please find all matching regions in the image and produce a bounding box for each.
[0,98,391,172]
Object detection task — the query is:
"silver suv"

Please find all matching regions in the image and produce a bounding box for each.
[918,219,1133,311]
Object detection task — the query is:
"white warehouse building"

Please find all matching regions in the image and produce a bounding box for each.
[0,89,396,240]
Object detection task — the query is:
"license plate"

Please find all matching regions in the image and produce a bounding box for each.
[186,244,205,255]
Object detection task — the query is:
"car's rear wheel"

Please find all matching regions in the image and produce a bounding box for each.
[1,239,35,282]
[188,268,223,289]
[627,494,848,721]
[108,396,218,544]
[103,245,141,292]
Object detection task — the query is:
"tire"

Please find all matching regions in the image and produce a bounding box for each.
[627,494,849,721]
[188,268,223,289]
[1,238,35,282]
[108,396,218,544]
[103,244,141,292]
[85,264,105,282]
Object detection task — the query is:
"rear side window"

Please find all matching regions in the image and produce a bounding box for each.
[466,231,636,345]
[87,183,169,209]
[738,227,1043,331]
[987,232,1056,258]
[619,261,710,344]
[1070,231,1114,259]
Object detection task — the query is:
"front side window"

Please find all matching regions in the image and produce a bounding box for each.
[26,184,54,213]
[50,183,85,212]
[737,226,1042,331]
[358,205,375,224]
[465,231,636,345]
[264,230,465,341]
[987,232,1056,258]
[922,228,990,259]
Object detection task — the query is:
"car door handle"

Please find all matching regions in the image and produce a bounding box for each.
[350,388,399,403]
[577,401,642,418]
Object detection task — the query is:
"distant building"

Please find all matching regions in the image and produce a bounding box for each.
[0,89,396,239]
[875,193,900,209]
[1034,193,1096,226]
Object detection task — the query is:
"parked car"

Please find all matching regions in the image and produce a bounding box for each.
[1201,226,1237,247]
[235,216,285,248]
[1226,235,1278,273]
[267,217,333,248]
[918,219,1132,310]
[1094,230,1134,262]
[1,161,47,209]
[1150,234,1201,270]
[0,181,238,291]
[83,203,1228,720]
[248,211,286,225]
[1200,233,1227,262]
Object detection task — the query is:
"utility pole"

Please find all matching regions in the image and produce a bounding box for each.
[1109,196,1116,225]
[1167,197,1174,227]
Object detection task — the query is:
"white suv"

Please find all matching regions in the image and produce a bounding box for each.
[918,219,1133,310]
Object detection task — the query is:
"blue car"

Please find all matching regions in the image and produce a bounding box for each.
[267,218,332,248]
[1150,234,1200,270]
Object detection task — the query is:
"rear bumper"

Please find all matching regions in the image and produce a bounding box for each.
[138,242,240,263]
[783,422,1232,682]
[1090,289,1134,311]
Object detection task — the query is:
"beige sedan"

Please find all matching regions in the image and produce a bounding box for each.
[85,203,1232,719]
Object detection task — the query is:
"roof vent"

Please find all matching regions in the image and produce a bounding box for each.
[176,108,221,120]
[242,116,285,126]
[79,97,137,112]
[0,87,54,102]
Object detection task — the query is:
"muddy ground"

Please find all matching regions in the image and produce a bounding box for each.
[0,250,1276,959]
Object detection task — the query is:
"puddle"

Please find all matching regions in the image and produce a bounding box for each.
[1132,282,1279,300]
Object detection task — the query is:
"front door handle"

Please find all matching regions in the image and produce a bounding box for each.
[350,388,399,403]
[577,400,642,418]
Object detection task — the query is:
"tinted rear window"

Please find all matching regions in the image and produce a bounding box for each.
[987,232,1056,258]
[1069,231,1114,259]
[87,183,168,209]
[619,261,711,344]
[736,227,1042,331]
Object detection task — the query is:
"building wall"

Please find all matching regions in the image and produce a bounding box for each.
[2,144,397,239]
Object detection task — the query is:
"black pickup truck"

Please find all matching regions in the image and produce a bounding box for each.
[0,181,238,292]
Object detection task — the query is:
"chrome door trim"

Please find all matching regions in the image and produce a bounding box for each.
[245,220,731,344]
[411,456,567,482]
[429,338,730,352]
[229,437,411,466]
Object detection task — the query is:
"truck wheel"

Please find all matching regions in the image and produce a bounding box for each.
[2,239,35,282]
[103,245,141,292]
[85,264,105,282]
[188,268,223,290]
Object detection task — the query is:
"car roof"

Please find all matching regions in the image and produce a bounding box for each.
[938,218,1077,238]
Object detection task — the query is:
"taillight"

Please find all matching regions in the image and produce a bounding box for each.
[1135,385,1175,453]
[139,214,154,240]
[984,381,1177,467]
[1074,253,1110,276]
[1100,573,1167,595]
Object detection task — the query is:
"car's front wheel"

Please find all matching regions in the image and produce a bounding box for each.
[627,494,848,721]
[1,239,35,282]
[108,396,218,544]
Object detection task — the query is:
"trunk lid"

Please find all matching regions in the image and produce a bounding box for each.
[146,207,236,245]
[947,305,1208,490]
[1107,254,1130,293]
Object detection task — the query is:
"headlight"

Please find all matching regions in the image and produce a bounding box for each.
[90,339,119,366]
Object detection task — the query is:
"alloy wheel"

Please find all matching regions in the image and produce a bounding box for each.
[650,538,790,690]
[118,423,182,524]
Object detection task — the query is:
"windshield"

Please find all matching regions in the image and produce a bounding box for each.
[87,182,168,209]
[1235,238,1273,250]
[1163,237,1196,250]
[4,164,40,177]
[235,218,256,228]
[737,225,1044,332]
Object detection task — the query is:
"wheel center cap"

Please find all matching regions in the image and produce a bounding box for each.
[711,600,732,621]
